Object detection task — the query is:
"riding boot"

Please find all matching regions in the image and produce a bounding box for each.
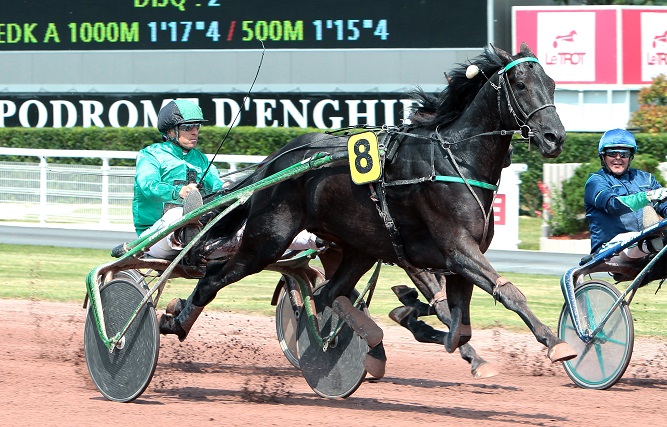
[165,297,187,316]
[388,305,446,344]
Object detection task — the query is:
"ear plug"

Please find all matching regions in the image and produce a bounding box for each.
[466,64,479,79]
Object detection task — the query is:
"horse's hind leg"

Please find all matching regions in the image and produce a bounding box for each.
[442,274,474,352]
[324,251,388,378]
[394,269,471,352]
[389,271,497,378]
[160,203,303,340]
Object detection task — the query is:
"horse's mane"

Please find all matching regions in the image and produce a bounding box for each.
[407,46,528,130]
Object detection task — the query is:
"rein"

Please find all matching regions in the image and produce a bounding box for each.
[199,41,266,187]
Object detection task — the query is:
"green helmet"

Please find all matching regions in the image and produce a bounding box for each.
[157,100,207,135]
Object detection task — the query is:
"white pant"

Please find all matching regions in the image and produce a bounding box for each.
[139,207,184,259]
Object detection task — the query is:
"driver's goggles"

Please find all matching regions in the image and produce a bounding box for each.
[178,123,201,131]
[604,149,632,159]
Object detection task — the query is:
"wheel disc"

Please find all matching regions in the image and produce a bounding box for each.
[558,280,633,390]
[276,285,301,369]
[297,287,368,399]
[84,278,159,402]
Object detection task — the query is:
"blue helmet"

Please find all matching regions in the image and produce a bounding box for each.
[598,128,638,155]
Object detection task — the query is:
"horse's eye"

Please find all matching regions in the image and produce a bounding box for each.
[516,82,526,90]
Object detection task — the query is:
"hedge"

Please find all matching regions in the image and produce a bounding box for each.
[0,126,317,166]
[2,127,666,215]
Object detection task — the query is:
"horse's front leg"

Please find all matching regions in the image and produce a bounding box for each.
[448,245,576,363]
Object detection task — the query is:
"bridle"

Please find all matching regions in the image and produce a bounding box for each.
[492,57,556,140]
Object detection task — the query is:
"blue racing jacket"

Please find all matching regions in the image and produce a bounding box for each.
[584,167,667,253]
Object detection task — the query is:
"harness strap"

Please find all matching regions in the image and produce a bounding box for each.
[434,132,496,245]
[369,182,416,270]
[434,176,498,191]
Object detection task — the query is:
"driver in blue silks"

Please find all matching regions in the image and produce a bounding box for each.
[584,129,667,268]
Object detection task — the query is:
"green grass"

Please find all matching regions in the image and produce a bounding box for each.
[2,243,667,338]
[518,215,543,250]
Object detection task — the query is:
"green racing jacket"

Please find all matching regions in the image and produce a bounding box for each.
[132,141,223,235]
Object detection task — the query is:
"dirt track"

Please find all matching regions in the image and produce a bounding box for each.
[3,298,667,426]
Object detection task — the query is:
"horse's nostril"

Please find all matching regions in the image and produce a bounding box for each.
[544,132,564,145]
[545,133,556,143]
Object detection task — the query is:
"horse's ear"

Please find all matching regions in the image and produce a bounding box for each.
[520,42,536,58]
[492,44,513,63]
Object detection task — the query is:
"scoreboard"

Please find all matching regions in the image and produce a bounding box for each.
[1,0,488,50]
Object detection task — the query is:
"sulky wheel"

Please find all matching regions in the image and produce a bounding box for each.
[84,277,159,402]
[297,285,368,399]
[558,279,634,390]
[275,279,301,369]
[112,269,149,291]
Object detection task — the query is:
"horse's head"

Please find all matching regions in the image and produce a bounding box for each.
[494,43,565,158]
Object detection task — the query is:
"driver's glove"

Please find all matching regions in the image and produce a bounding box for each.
[646,188,667,202]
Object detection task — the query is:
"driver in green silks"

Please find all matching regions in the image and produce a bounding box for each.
[133,99,223,259]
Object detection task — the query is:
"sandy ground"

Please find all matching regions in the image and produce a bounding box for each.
[3,298,667,426]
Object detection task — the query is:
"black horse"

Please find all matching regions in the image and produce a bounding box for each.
[160,43,576,372]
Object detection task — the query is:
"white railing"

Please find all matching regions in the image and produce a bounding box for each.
[0,147,264,227]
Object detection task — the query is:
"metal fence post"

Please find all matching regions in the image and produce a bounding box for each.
[39,156,48,224]
[100,158,110,225]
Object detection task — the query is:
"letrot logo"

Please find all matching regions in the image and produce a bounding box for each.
[537,11,595,82]
[647,30,667,66]
[546,30,586,66]
[641,13,667,81]
[552,30,577,48]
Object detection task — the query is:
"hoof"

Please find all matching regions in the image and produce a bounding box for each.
[365,342,387,379]
[165,298,186,316]
[548,342,577,362]
[158,313,187,341]
[388,305,415,328]
[472,362,499,379]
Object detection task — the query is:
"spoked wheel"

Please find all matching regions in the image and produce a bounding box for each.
[84,277,159,402]
[558,279,634,390]
[275,279,301,369]
[297,285,369,399]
